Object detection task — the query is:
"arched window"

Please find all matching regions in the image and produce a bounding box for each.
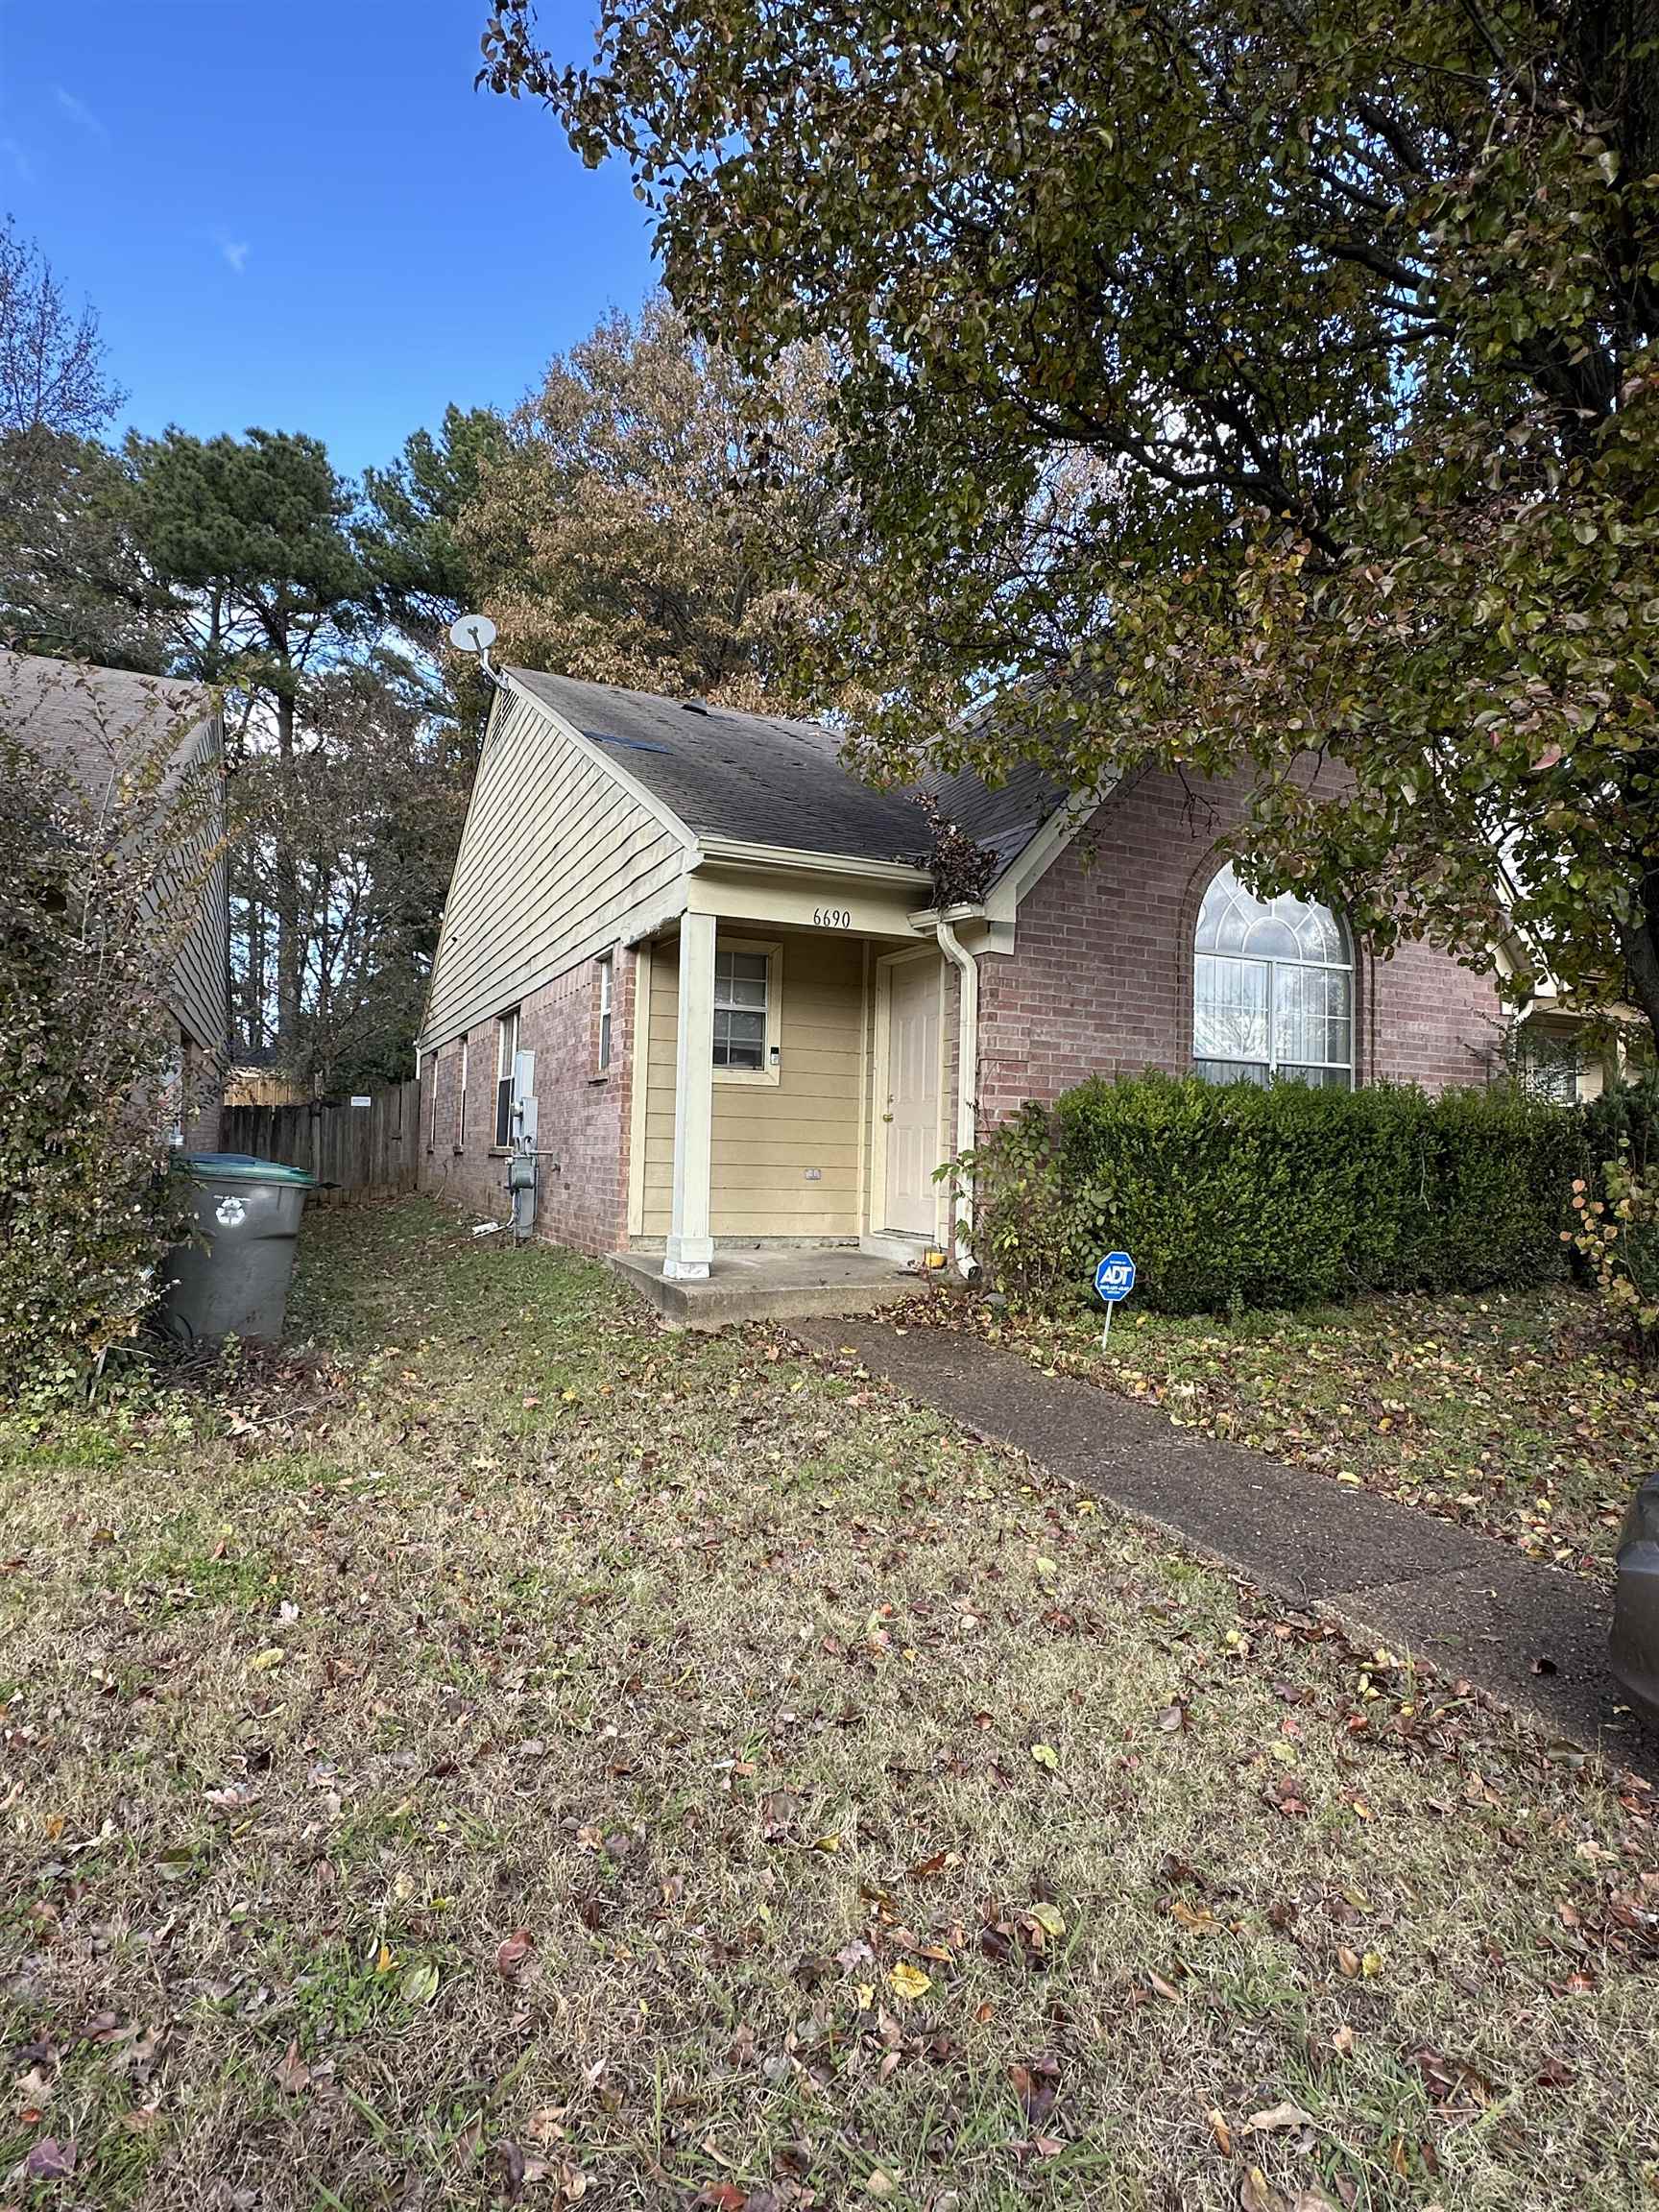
[1193,864,1354,1088]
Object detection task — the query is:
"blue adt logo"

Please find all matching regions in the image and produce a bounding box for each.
[1094,1251,1136,1302]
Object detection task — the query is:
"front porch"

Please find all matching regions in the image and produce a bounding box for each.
[611,1241,932,1329]
[627,877,973,1292]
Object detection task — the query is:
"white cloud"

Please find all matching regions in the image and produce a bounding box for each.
[220,237,251,275]
[0,136,33,182]
[53,86,109,143]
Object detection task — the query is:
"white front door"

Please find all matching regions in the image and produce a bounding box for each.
[883,955,941,1237]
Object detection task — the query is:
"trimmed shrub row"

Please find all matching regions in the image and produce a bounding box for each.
[967,1072,1585,1315]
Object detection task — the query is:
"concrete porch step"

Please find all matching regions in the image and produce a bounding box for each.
[610,1246,929,1330]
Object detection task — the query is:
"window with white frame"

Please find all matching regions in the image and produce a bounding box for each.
[712,943,779,1077]
[596,951,614,1072]
[1193,864,1354,1088]
[494,1008,520,1144]
[455,1034,469,1149]
[428,1053,439,1150]
[1515,1019,1582,1103]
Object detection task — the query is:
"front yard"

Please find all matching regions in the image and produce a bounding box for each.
[921,1287,1659,1582]
[2,1200,1656,2211]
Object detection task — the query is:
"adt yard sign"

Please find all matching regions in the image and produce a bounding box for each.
[1094,1250,1136,1348]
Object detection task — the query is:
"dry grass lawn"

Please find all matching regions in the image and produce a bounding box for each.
[2,1200,1656,2212]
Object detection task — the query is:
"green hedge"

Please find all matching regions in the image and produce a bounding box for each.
[968,1073,1581,1315]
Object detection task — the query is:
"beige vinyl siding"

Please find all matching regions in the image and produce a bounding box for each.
[642,930,866,1239]
[161,713,229,1059]
[422,688,685,1049]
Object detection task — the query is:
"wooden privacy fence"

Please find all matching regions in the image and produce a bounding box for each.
[221,1080,421,1204]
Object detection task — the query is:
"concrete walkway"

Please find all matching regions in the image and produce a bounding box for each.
[790,1316,1654,1776]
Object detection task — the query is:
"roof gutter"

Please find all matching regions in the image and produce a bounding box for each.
[693,833,932,888]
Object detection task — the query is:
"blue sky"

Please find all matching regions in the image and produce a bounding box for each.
[0,0,658,478]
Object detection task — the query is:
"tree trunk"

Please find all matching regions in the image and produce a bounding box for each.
[1622,908,1659,1052]
[274,688,302,1052]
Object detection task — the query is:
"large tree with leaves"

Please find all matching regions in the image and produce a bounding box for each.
[0,219,161,668]
[257,659,470,1093]
[360,404,511,661]
[128,426,371,1051]
[455,293,930,715]
[486,0,1659,1040]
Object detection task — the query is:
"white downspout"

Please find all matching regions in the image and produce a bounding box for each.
[934,914,978,1276]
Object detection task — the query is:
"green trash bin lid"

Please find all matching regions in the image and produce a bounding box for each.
[180,1151,317,1188]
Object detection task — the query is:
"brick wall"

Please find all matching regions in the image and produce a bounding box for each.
[418,949,635,1256]
[973,764,1502,1125]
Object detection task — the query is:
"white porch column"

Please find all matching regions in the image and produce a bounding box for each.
[664,909,716,1280]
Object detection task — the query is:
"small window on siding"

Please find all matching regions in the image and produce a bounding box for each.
[1193,864,1354,1088]
[495,1008,519,1145]
[713,948,769,1070]
[596,952,614,1072]
[455,1034,469,1150]
[1516,1020,1581,1103]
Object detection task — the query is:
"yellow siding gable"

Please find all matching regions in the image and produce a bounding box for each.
[421,687,686,1050]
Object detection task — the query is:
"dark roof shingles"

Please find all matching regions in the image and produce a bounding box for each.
[511,670,930,867]
[1,652,214,802]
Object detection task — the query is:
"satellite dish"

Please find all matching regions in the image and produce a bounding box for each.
[448,613,498,656]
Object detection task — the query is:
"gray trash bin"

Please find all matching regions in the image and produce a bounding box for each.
[159,1153,317,1345]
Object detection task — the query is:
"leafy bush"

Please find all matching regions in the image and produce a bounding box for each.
[0,666,223,1405]
[1567,1146,1659,1364]
[965,1072,1581,1315]
[1582,1072,1659,1183]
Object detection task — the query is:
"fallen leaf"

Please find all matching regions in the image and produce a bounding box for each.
[19,2138,77,2182]
[1029,1743,1060,1771]
[496,1929,536,1978]
[888,1960,932,2002]
[1245,2101,1314,2133]
[1239,2166,1283,2212]
[1008,2056,1060,2126]
[400,1961,440,2006]
[1209,2107,1235,2155]
[907,1849,957,1881]
[274,2039,311,2096]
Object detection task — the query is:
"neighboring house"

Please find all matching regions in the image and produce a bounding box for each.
[3,651,228,1150]
[416,669,1531,1283]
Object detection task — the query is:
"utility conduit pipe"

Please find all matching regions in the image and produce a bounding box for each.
[933,913,978,1277]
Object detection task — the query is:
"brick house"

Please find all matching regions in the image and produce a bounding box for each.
[413,666,1568,1286]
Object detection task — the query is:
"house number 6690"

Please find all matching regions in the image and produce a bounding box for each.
[812,905,851,928]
